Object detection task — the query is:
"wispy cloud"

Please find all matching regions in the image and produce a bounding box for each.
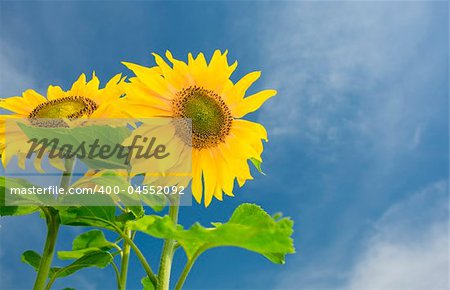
[251,2,445,154]
[275,180,449,290]
[239,3,450,289]
[345,181,449,290]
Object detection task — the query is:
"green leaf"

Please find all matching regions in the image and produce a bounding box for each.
[58,230,116,260]
[71,170,129,190]
[142,193,167,212]
[51,251,113,279]
[129,203,295,264]
[250,158,265,175]
[21,250,61,276]
[58,248,101,260]
[72,171,166,212]
[141,276,156,290]
[71,170,147,213]
[59,205,119,231]
[21,250,42,271]
[72,230,115,250]
[116,211,139,223]
[0,176,40,216]
[126,205,145,218]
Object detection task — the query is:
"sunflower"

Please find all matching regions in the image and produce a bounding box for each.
[123,50,276,206]
[0,73,127,169]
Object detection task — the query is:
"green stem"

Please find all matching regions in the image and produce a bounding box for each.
[119,229,133,290]
[59,158,75,190]
[33,207,60,290]
[174,247,204,290]
[71,215,158,286]
[119,229,158,286]
[157,195,180,290]
[111,262,121,290]
[34,158,74,290]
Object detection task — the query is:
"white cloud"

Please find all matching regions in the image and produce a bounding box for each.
[346,221,448,290]
[345,181,449,290]
[275,180,449,290]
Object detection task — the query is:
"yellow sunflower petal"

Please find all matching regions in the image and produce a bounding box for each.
[214,147,235,197]
[70,73,87,95]
[188,52,208,87]
[22,89,47,105]
[123,62,176,99]
[47,85,66,100]
[86,72,100,93]
[206,50,238,93]
[231,89,276,118]
[165,51,193,86]
[201,149,217,207]
[223,71,261,104]
[105,73,123,89]
[123,51,275,206]
[0,97,34,115]
[48,157,67,171]
[191,149,203,204]
[33,155,45,173]
[232,119,268,158]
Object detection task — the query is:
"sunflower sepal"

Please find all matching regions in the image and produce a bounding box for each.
[250,157,266,175]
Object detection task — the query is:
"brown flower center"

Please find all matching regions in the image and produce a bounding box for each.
[172,86,232,149]
[28,96,98,127]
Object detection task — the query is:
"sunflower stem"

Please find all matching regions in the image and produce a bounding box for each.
[157,195,180,290]
[59,158,75,190]
[33,207,59,290]
[119,229,133,290]
[174,246,206,290]
[34,158,74,290]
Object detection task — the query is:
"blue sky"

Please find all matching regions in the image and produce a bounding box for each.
[0,1,448,290]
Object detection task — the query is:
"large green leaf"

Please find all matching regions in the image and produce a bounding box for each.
[58,230,116,260]
[129,203,295,264]
[0,176,40,216]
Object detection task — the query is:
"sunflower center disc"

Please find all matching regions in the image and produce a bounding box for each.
[28,96,98,127]
[172,86,232,149]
